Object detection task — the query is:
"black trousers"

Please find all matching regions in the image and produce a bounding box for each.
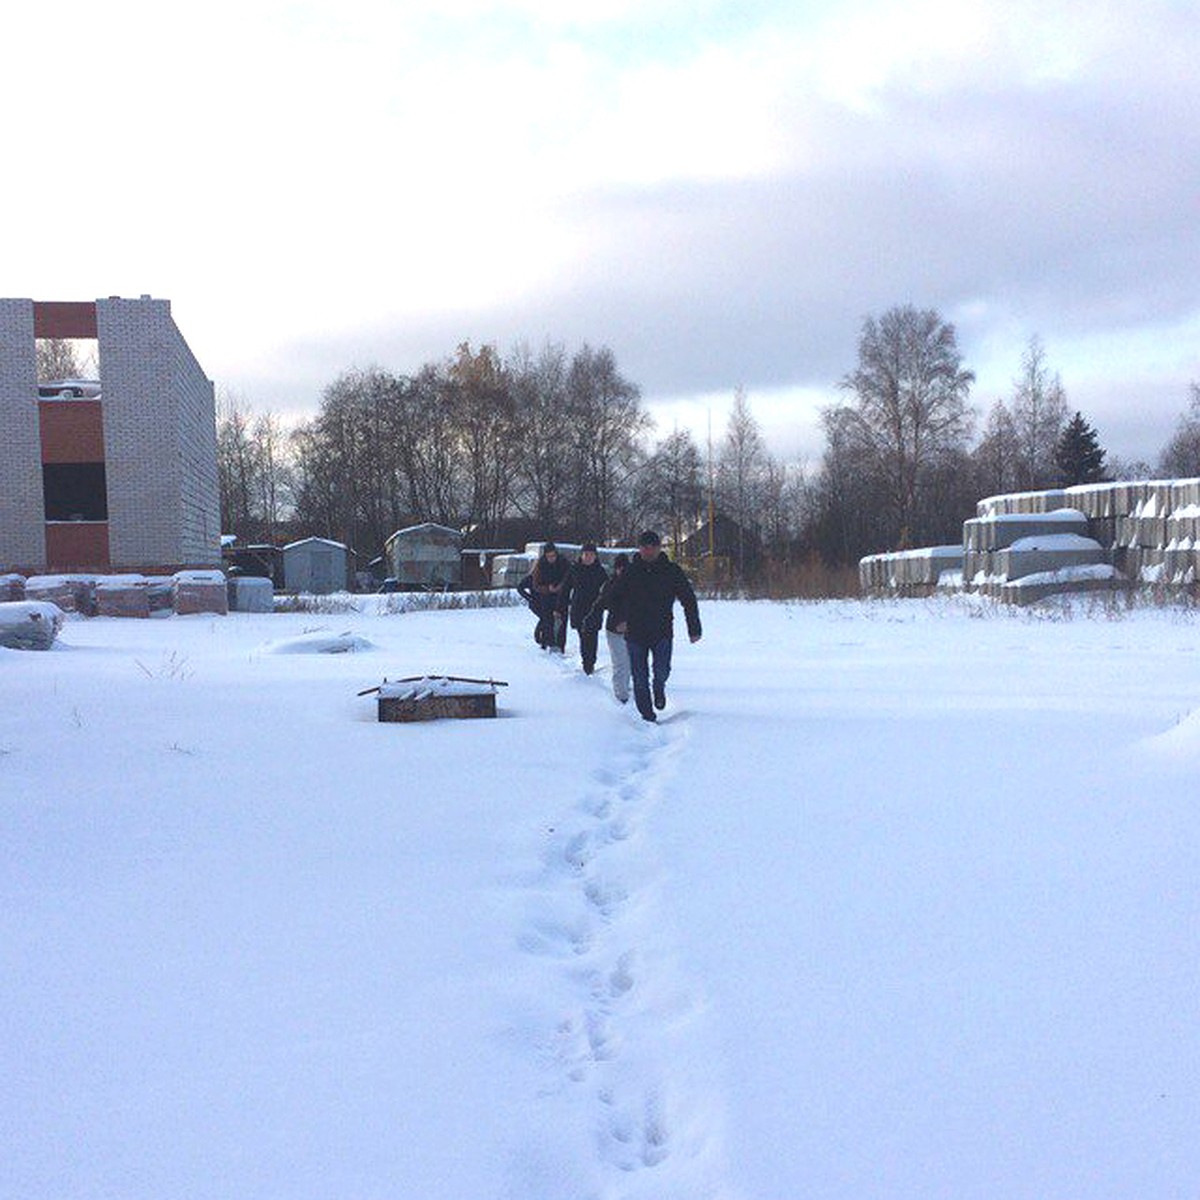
[576,625,599,671]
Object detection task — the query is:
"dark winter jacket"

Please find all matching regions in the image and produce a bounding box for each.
[560,559,608,629]
[518,553,568,613]
[585,569,630,634]
[606,551,701,645]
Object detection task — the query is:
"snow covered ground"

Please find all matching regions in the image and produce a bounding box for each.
[3,596,1199,1199]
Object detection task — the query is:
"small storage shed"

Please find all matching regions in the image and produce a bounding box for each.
[384,523,463,589]
[283,537,349,595]
[224,543,285,588]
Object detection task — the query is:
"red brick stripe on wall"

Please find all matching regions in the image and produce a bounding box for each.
[33,301,98,339]
[45,522,110,570]
[39,401,105,463]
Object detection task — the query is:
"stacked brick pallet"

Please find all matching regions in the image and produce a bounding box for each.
[4,571,230,617]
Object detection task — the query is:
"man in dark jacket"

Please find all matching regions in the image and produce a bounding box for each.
[605,530,701,722]
[559,541,608,673]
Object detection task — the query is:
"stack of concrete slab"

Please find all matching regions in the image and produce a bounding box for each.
[964,509,1092,586]
[999,564,1129,606]
[863,475,1200,604]
[173,569,229,616]
[25,575,98,615]
[0,574,25,602]
[95,577,152,618]
[992,532,1108,582]
[859,546,963,595]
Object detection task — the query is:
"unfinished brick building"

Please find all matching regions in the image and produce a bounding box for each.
[0,296,220,574]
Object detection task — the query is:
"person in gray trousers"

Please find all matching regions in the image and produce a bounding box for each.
[585,553,632,704]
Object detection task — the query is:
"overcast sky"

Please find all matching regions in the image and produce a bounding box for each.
[8,0,1199,466]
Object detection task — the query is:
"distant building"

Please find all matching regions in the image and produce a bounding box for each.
[223,542,285,588]
[283,537,349,594]
[0,296,219,574]
[385,523,463,589]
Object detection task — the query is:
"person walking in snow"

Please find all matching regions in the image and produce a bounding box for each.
[605,530,701,722]
[585,552,632,704]
[559,541,608,674]
[516,541,569,650]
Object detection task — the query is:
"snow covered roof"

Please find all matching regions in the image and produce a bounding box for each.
[283,537,347,551]
[387,523,462,540]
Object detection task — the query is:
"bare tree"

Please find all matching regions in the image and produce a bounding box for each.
[1011,335,1068,489]
[811,404,890,564]
[216,390,258,540]
[36,337,95,382]
[972,399,1022,498]
[566,345,650,541]
[717,386,767,575]
[837,305,975,549]
[1159,383,1200,478]
[638,427,704,552]
[448,342,518,542]
[509,341,574,527]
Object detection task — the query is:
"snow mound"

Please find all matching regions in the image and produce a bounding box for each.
[265,630,376,654]
[1142,707,1200,763]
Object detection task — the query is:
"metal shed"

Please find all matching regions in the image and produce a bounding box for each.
[283,537,349,594]
[384,523,463,589]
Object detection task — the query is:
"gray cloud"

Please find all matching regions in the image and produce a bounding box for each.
[233,6,1200,466]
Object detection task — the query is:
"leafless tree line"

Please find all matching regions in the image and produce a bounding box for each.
[216,314,1200,575]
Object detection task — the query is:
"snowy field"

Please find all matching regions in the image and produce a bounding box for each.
[3,595,1199,1200]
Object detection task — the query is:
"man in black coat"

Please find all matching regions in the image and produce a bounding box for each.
[605,530,701,722]
[559,541,608,673]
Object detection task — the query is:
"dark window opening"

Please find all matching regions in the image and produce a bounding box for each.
[43,463,108,521]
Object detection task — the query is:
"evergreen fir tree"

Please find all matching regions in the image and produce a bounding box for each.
[1054,411,1107,485]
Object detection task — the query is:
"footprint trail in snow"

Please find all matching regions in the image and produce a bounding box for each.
[515,697,737,1199]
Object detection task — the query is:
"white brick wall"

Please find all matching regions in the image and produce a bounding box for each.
[0,299,47,567]
[1,296,220,572]
[96,298,220,568]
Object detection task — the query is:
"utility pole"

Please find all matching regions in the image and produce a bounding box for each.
[707,408,715,560]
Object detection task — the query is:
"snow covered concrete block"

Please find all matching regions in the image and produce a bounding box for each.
[228,575,274,612]
[25,575,98,616]
[993,534,1107,582]
[0,600,65,649]
[0,574,25,602]
[173,569,228,616]
[95,577,151,618]
[858,546,962,594]
[964,510,1088,553]
[999,568,1129,605]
